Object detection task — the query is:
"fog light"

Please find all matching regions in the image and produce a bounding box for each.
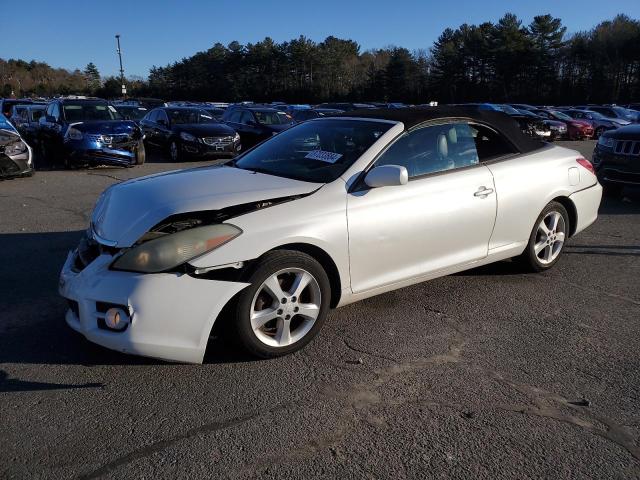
[105,308,129,330]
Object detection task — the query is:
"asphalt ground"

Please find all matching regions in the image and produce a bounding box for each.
[1,141,639,479]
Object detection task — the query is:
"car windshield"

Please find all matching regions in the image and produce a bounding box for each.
[550,110,572,121]
[517,109,538,118]
[235,119,392,183]
[613,106,636,119]
[584,110,605,120]
[254,110,291,125]
[118,106,147,120]
[31,108,45,121]
[167,108,216,124]
[0,113,17,132]
[63,103,123,122]
[496,104,520,115]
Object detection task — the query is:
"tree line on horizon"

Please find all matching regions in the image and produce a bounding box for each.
[1,13,639,105]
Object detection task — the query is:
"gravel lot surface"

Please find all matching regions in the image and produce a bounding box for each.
[1,141,639,479]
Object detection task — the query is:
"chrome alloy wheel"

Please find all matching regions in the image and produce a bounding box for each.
[534,211,566,265]
[250,268,321,347]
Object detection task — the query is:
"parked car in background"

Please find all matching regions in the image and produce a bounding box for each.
[463,103,551,140]
[0,113,34,178]
[38,98,145,168]
[592,124,640,196]
[531,109,594,140]
[577,105,639,124]
[292,108,344,122]
[10,104,46,146]
[140,106,240,161]
[560,109,628,138]
[202,107,226,120]
[315,102,376,111]
[515,108,567,140]
[113,105,148,124]
[58,106,602,363]
[508,103,537,111]
[0,98,37,118]
[222,105,295,149]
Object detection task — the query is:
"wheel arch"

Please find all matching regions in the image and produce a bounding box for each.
[271,243,342,308]
[551,195,577,237]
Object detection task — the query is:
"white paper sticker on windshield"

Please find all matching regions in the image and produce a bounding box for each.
[305,150,343,163]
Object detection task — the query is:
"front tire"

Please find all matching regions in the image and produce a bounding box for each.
[233,250,331,358]
[134,139,146,165]
[517,201,569,272]
[169,140,181,162]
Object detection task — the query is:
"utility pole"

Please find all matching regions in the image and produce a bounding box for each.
[115,34,126,98]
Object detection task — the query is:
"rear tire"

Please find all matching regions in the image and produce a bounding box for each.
[517,201,569,272]
[135,140,146,165]
[232,250,331,358]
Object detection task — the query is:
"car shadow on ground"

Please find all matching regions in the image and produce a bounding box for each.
[0,230,257,368]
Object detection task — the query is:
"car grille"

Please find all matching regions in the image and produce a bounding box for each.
[202,136,234,147]
[86,133,133,145]
[614,140,640,156]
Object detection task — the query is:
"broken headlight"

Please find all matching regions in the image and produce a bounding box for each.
[111,224,242,273]
[4,139,27,156]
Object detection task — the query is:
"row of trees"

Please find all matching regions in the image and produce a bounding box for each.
[2,13,639,104]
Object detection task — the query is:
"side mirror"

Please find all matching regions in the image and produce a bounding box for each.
[364,165,409,188]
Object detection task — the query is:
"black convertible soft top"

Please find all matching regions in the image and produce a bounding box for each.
[337,106,545,154]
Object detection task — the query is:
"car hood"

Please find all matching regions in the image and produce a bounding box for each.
[174,123,236,136]
[72,120,139,135]
[91,166,322,247]
[604,124,640,140]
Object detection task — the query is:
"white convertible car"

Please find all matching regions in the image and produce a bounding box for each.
[59,107,602,363]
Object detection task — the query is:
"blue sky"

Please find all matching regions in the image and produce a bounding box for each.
[2,0,639,78]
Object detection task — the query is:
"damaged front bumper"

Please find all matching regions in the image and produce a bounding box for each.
[58,249,249,363]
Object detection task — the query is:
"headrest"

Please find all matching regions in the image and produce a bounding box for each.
[437,133,448,158]
[447,127,457,144]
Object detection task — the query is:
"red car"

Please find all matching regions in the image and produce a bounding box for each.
[531,109,594,140]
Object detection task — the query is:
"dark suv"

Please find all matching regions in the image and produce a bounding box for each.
[222,106,295,149]
[592,124,640,196]
[38,98,144,168]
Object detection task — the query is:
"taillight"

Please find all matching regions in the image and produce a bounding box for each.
[577,157,595,174]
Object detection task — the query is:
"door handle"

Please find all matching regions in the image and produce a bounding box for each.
[474,186,494,198]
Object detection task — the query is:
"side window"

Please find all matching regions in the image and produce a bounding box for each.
[144,109,157,122]
[469,123,518,161]
[375,122,480,178]
[156,110,168,124]
[51,103,61,121]
[240,111,254,125]
[228,110,242,123]
[573,112,584,119]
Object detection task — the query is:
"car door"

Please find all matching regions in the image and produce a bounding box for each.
[139,110,157,145]
[239,111,262,147]
[347,121,497,293]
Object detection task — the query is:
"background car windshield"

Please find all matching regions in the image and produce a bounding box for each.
[120,107,147,120]
[168,109,216,124]
[550,110,572,121]
[496,105,520,115]
[235,119,392,183]
[254,110,290,125]
[63,103,122,122]
[585,111,605,119]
